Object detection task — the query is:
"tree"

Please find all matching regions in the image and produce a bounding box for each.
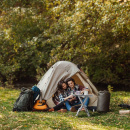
[0,0,129,87]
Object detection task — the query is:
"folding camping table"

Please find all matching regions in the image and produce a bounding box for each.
[74,94,93,117]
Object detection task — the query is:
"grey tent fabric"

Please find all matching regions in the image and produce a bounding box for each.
[37,61,98,107]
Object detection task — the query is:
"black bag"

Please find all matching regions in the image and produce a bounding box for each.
[13,87,34,112]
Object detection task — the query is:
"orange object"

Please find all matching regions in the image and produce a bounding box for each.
[33,100,48,110]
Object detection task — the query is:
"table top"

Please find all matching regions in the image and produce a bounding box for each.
[73,94,93,97]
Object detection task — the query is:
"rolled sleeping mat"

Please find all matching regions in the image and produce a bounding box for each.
[97,90,110,112]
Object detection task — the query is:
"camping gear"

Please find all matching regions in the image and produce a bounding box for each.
[33,100,48,111]
[31,85,40,103]
[37,61,98,108]
[13,87,34,112]
[97,91,110,112]
[119,110,130,115]
[75,94,93,117]
[118,104,130,109]
[87,106,97,112]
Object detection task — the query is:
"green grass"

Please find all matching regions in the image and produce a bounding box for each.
[0,87,130,130]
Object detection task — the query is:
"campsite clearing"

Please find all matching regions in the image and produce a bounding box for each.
[0,87,130,130]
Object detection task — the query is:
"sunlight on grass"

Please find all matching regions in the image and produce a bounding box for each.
[0,113,3,118]
[111,91,130,105]
[0,88,130,130]
[0,87,20,101]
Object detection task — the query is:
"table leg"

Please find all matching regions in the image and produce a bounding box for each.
[76,96,83,116]
[76,106,82,116]
[76,96,90,117]
[82,97,90,117]
[84,106,90,117]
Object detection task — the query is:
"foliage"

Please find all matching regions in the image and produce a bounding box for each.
[0,87,130,129]
[107,85,113,93]
[47,0,130,86]
[0,0,129,87]
[0,0,56,84]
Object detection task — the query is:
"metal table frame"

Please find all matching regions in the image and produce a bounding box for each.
[74,94,93,117]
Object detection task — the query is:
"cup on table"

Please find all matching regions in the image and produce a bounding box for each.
[75,91,81,95]
[84,89,88,95]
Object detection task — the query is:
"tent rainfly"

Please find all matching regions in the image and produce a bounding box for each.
[37,61,98,108]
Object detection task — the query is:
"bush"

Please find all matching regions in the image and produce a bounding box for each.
[0,0,129,87]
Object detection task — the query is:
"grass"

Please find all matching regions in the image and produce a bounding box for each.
[0,87,130,130]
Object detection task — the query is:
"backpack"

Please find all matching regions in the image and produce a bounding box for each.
[13,87,34,112]
[31,85,40,103]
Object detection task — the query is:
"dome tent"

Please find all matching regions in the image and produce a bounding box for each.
[37,61,98,108]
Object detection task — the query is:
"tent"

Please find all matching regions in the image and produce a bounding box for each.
[37,61,98,108]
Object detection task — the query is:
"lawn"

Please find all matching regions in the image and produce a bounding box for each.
[0,87,130,130]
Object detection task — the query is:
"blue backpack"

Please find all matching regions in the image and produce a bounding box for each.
[31,85,40,103]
